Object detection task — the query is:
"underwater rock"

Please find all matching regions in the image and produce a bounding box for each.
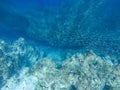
[0,38,27,87]
[1,38,120,90]
[107,65,120,88]
[1,67,38,90]
[0,38,41,88]
[3,51,119,90]
[30,52,120,90]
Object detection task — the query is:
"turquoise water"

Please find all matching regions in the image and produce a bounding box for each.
[0,0,120,90]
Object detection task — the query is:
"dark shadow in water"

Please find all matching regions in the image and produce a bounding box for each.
[0,7,29,39]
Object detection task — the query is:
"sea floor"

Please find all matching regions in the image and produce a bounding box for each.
[0,37,120,90]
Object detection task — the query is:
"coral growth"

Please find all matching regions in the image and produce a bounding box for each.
[1,43,120,90]
[0,38,41,88]
[30,51,120,90]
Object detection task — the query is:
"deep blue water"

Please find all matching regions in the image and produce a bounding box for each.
[0,0,120,54]
[0,0,120,56]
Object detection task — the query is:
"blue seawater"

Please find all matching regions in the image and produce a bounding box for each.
[0,0,120,90]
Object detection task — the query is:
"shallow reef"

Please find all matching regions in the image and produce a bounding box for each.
[0,38,120,90]
[0,38,43,88]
